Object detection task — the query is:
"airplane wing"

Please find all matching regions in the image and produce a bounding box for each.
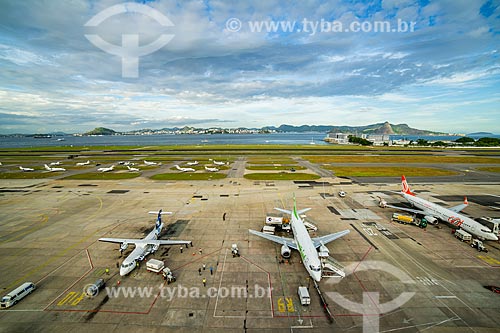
[384,203,423,215]
[449,198,468,213]
[448,203,467,213]
[312,230,350,248]
[248,229,297,250]
[99,238,191,246]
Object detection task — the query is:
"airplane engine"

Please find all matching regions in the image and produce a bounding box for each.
[152,244,160,253]
[378,197,387,208]
[424,215,438,225]
[120,242,128,252]
[281,244,291,259]
[319,244,330,255]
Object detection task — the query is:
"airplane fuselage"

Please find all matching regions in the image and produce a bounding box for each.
[403,193,498,241]
[120,224,162,276]
[290,210,322,282]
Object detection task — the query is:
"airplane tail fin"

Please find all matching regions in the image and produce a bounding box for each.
[155,209,162,233]
[293,193,298,217]
[464,196,468,205]
[401,175,415,196]
[274,194,310,217]
[274,207,292,215]
[44,164,50,170]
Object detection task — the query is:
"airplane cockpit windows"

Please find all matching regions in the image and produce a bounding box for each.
[309,265,321,272]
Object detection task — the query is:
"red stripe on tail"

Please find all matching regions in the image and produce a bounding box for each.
[401,175,415,196]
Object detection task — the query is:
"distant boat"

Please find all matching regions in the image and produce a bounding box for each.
[56,138,65,141]
[309,137,316,145]
[201,139,209,143]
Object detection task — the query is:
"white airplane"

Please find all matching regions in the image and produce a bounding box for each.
[186,161,199,166]
[249,196,350,282]
[49,161,62,166]
[99,210,192,276]
[76,160,90,166]
[204,165,219,172]
[212,160,226,166]
[97,165,114,172]
[175,165,195,172]
[127,165,140,172]
[44,164,66,172]
[144,160,158,166]
[19,166,34,172]
[379,176,498,241]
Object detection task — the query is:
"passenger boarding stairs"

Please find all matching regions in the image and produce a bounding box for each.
[303,220,318,232]
[319,254,345,278]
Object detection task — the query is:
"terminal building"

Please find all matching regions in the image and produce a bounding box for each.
[324,132,392,146]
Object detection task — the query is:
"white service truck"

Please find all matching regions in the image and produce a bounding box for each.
[455,229,472,242]
[146,259,165,273]
[265,214,291,232]
[298,286,310,306]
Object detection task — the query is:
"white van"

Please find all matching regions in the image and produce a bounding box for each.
[298,286,310,306]
[1,282,36,309]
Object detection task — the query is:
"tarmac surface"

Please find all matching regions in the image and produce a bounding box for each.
[0,173,499,332]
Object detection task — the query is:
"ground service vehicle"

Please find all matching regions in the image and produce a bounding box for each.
[298,286,310,306]
[265,214,291,231]
[162,267,176,284]
[471,239,488,252]
[1,282,35,308]
[262,226,276,234]
[231,243,240,257]
[392,213,414,224]
[85,279,105,297]
[455,229,472,242]
[391,213,427,228]
[146,259,165,273]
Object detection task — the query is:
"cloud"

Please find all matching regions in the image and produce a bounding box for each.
[0,0,498,133]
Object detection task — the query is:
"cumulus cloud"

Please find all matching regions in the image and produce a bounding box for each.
[0,0,498,133]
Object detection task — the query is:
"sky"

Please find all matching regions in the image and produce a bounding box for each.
[0,0,499,134]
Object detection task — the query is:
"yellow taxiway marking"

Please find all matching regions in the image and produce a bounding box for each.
[57,292,86,306]
[277,298,286,313]
[277,297,295,313]
[478,255,500,266]
[285,297,295,312]
[93,268,106,277]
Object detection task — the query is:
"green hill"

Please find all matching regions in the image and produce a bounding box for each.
[84,127,118,136]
